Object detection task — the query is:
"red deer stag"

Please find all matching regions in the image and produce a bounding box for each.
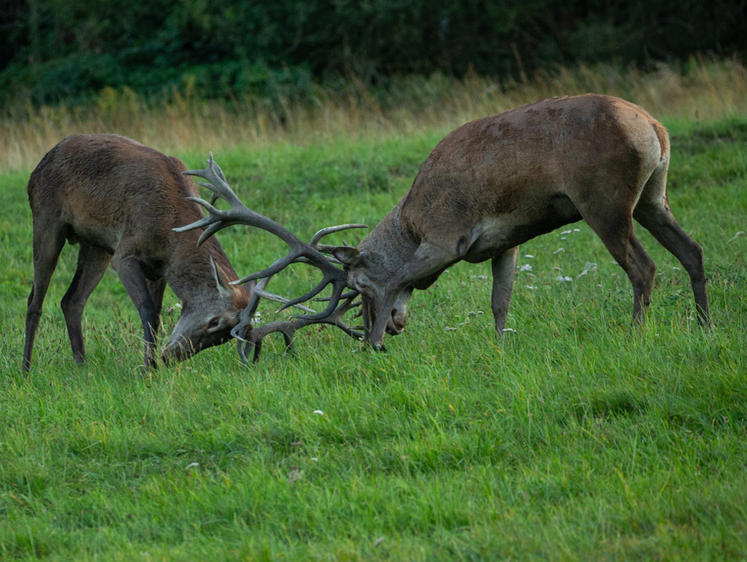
[177,95,711,358]
[23,134,252,371]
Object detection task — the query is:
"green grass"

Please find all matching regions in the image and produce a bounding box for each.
[1,113,746,560]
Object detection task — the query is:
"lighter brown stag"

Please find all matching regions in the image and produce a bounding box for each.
[178,95,711,357]
[23,134,251,370]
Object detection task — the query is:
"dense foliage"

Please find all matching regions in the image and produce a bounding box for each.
[2,0,745,106]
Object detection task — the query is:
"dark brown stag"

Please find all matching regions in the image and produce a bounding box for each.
[178,95,711,357]
[23,134,251,371]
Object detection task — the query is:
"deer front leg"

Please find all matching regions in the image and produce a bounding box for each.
[113,256,160,369]
[490,246,519,335]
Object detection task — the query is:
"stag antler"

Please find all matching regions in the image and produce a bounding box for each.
[175,154,366,360]
[232,287,364,364]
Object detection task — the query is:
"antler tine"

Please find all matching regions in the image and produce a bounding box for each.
[177,154,306,249]
[253,287,316,314]
[237,320,297,365]
[309,224,367,247]
[238,292,364,364]
[183,153,242,207]
[314,290,359,302]
[232,253,302,285]
[231,274,316,323]
[276,274,347,318]
[320,292,365,337]
[231,276,268,344]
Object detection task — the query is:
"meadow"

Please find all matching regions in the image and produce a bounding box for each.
[1,61,747,560]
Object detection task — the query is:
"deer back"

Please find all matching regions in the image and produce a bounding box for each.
[395,95,668,258]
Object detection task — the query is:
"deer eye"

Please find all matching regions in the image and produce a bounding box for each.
[208,318,220,328]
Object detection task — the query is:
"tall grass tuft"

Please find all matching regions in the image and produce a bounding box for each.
[2,57,746,171]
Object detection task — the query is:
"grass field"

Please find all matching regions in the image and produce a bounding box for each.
[1,68,747,559]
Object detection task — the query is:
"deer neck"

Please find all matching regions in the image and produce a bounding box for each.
[358,201,418,276]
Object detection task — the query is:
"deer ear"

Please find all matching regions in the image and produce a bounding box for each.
[210,255,233,298]
[332,246,362,267]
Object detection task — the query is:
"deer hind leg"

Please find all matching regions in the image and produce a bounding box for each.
[23,226,67,371]
[112,256,160,369]
[577,200,657,326]
[61,243,112,364]
[491,246,519,335]
[633,165,711,326]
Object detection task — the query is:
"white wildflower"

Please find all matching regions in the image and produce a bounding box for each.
[556,275,573,282]
[577,262,597,278]
[519,264,533,272]
[287,468,303,484]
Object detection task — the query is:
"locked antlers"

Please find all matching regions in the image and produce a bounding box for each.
[232,278,364,364]
[175,154,366,361]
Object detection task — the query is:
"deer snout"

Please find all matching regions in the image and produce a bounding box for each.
[386,307,407,336]
[161,338,193,364]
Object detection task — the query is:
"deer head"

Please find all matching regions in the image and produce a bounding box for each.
[332,246,412,342]
[161,255,247,363]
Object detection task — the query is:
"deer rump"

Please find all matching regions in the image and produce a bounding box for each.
[23,134,250,371]
[178,94,711,360]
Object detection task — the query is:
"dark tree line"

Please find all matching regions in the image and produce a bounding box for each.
[1,0,745,106]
